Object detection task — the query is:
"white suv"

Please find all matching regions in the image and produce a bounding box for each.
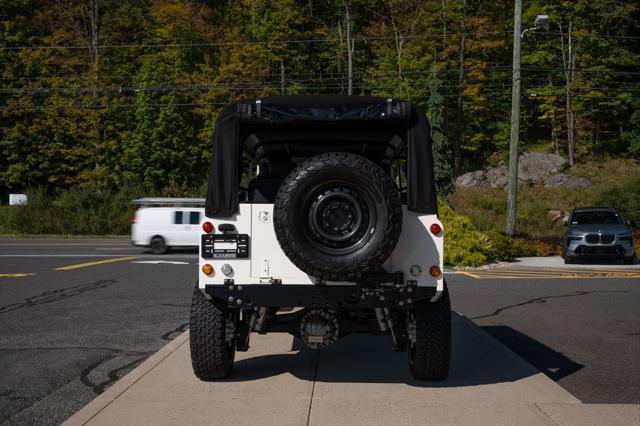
[190,96,450,381]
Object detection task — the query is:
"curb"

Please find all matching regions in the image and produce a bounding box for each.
[63,332,190,426]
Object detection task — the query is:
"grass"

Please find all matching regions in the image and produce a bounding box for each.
[449,158,640,253]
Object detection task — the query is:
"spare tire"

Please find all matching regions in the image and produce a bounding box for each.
[274,152,402,281]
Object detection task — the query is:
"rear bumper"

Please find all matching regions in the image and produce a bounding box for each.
[205,283,436,309]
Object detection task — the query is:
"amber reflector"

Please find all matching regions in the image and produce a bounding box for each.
[202,264,214,275]
[429,265,442,277]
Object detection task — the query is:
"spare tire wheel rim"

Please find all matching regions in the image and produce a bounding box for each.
[305,184,376,255]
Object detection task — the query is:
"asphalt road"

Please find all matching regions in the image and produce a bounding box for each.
[0,238,638,425]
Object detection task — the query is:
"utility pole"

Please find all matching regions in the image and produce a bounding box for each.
[344,4,354,95]
[506,0,522,236]
[280,60,285,95]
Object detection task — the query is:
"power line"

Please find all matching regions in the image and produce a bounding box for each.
[2,90,637,110]
[0,31,510,51]
[2,29,638,52]
[534,31,640,40]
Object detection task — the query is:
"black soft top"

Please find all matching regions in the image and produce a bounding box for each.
[206,95,436,218]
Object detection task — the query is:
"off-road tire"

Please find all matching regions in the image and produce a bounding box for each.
[408,283,451,381]
[190,287,235,380]
[150,236,168,254]
[274,152,402,281]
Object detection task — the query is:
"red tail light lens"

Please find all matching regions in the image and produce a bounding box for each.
[430,223,442,235]
[202,221,214,233]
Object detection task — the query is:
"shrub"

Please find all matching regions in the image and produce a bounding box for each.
[597,178,640,226]
[0,184,147,236]
[439,199,496,266]
[439,199,559,266]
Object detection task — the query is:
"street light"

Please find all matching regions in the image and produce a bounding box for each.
[506,10,549,236]
[521,15,549,38]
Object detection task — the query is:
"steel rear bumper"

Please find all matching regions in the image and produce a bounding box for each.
[205,284,436,309]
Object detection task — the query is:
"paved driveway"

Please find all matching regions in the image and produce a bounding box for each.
[1,238,638,424]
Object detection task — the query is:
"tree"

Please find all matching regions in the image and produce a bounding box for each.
[427,72,454,197]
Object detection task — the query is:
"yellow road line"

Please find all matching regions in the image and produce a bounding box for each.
[0,273,36,278]
[464,272,640,279]
[470,270,572,276]
[459,271,483,279]
[470,268,640,275]
[55,256,138,271]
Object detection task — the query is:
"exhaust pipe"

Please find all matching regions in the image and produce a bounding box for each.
[374,308,393,332]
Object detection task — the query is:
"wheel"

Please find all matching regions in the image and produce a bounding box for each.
[622,257,635,265]
[408,283,451,381]
[150,236,168,254]
[190,287,236,380]
[274,152,402,281]
[564,255,575,264]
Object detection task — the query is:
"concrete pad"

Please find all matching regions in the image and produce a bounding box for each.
[308,315,578,425]
[65,333,316,426]
[537,403,640,426]
[65,312,594,426]
[309,401,557,425]
[511,256,639,270]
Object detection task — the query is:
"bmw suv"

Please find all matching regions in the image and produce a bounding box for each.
[564,207,635,265]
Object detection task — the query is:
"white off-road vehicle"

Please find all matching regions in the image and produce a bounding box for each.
[191,96,451,381]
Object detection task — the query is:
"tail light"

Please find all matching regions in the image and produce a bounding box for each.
[132,213,138,224]
[429,265,442,278]
[430,223,442,235]
[202,221,214,233]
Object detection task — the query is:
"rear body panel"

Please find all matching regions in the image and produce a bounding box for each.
[198,203,443,296]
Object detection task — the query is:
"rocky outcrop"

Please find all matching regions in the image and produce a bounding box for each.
[544,173,591,188]
[455,152,575,189]
[455,170,487,188]
[517,153,568,184]
[485,165,508,188]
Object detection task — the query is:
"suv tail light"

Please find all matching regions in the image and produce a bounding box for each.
[430,223,442,235]
[202,221,214,233]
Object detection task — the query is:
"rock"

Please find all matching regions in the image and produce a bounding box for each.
[544,173,591,188]
[455,152,570,189]
[485,165,529,188]
[455,170,487,187]
[549,209,570,224]
[518,152,568,184]
[486,165,508,188]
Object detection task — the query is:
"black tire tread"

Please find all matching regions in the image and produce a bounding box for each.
[274,152,402,281]
[409,283,452,381]
[190,287,235,380]
[150,236,167,254]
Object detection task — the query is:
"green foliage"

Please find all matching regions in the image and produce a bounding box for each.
[0,185,145,235]
[597,178,640,225]
[438,199,496,266]
[438,198,553,266]
[1,0,638,194]
[450,159,640,250]
[428,75,454,197]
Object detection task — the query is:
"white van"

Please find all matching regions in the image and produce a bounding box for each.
[131,198,205,254]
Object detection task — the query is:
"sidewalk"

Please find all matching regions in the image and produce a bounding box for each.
[510,256,639,270]
[64,314,639,425]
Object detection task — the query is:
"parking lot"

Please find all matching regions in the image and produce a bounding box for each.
[1,238,639,424]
